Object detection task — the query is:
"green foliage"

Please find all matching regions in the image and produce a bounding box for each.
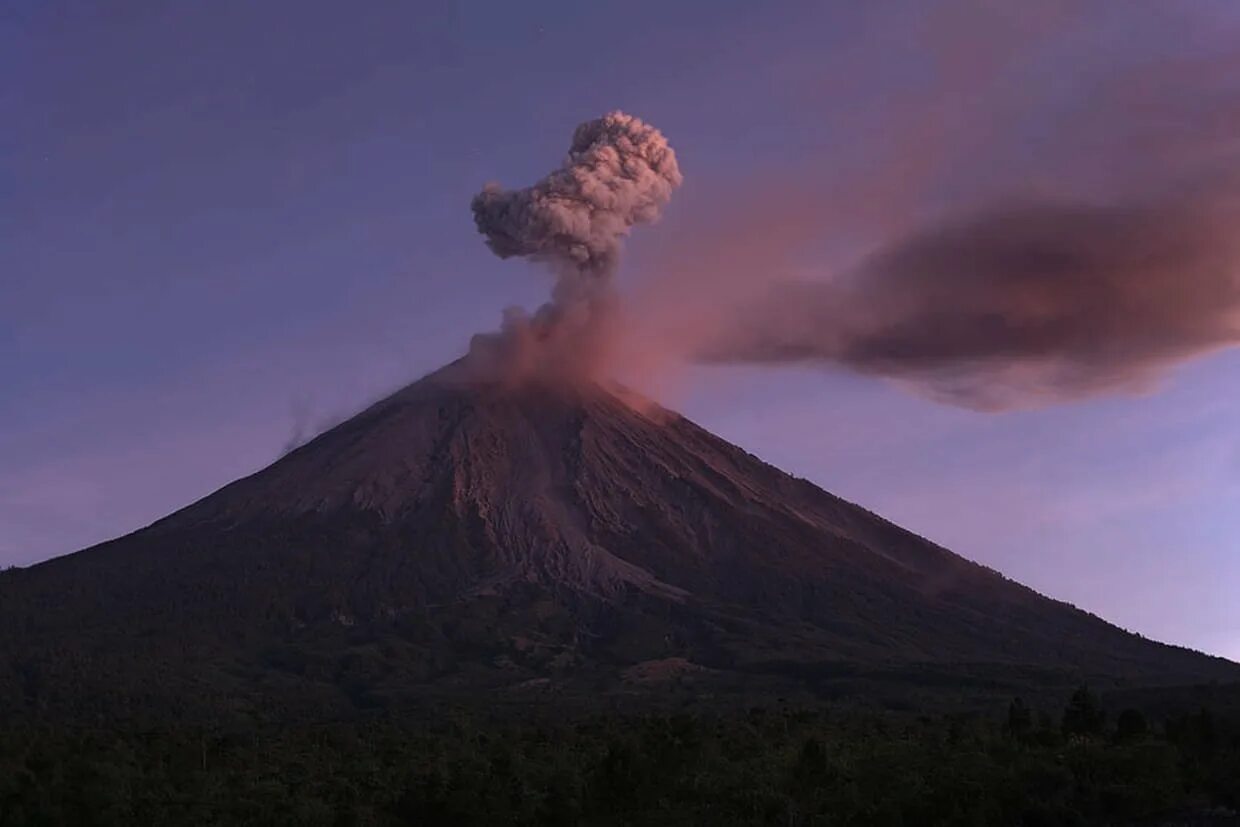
[0,698,1237,826]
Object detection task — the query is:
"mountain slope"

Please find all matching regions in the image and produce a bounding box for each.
[1,363,1235,720]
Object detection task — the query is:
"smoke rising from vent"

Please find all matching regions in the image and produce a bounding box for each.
[468,111,682,382]
[461,7,1240,410]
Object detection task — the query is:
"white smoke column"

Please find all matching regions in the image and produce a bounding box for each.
[469,111,682,382]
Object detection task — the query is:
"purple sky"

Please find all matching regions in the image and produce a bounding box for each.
[4,2,1238,660]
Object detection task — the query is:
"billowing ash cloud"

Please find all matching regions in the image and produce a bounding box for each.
[468,112,682,381]
[700,195,1240,409]
[614,3,1240,411]
[462,8,1240,409]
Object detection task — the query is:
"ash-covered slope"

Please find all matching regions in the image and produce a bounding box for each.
[0,364,1235,720]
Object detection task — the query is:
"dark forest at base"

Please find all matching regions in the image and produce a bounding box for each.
[3,687,1239,827]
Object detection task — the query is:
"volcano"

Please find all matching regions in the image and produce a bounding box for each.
[1,363,1235,721]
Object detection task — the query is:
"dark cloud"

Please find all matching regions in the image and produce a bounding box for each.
[701,195,1240,409]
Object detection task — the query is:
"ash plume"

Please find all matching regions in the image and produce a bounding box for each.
[700,195,1240,410]
[624,5,1240,411]
[468,111,682,382]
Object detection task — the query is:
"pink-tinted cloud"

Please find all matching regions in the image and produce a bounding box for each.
[701,196,1240,410]
[613,3,1240,410]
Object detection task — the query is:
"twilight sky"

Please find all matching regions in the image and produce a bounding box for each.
[3,1,1238,660]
